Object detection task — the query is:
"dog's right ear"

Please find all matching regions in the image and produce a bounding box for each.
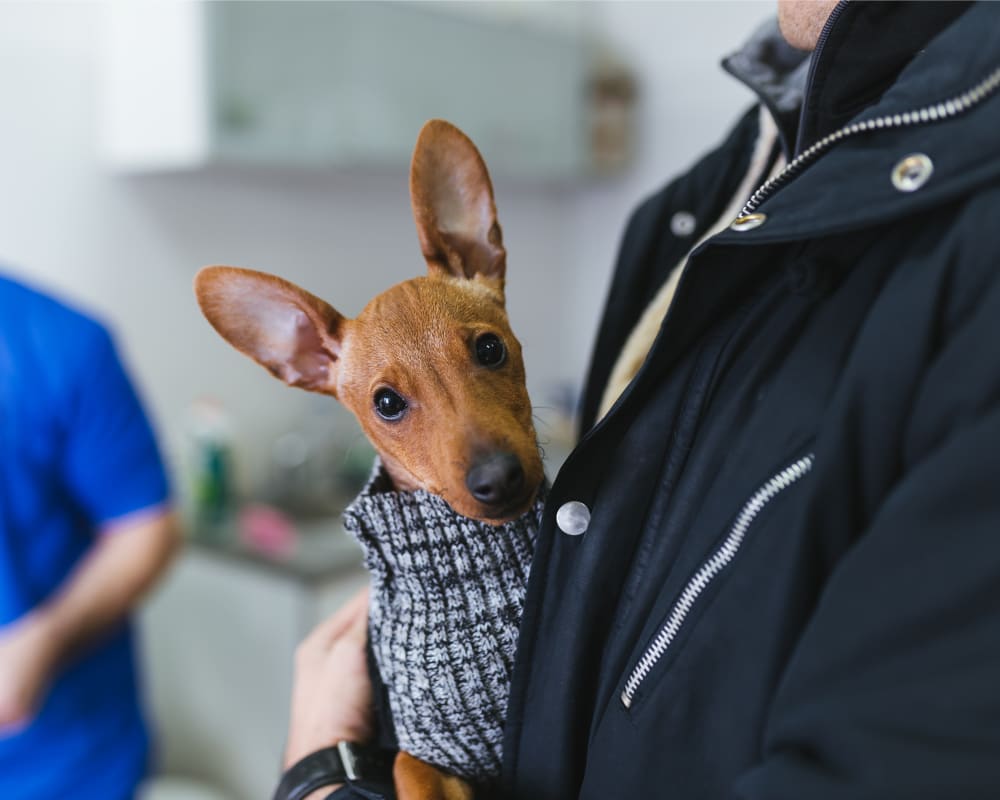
[194,266,346,395]
[410,119,506,291]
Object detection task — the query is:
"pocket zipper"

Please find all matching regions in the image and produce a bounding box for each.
[620,454,815,709]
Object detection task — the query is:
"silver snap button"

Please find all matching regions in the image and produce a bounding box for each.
[730,213,767,232]
[670,211,696,237]
[556,501,590,536]
[891,153,933,192]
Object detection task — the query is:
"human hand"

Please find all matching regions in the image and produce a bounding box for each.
[0,613,61,736]
[284,586,374,770]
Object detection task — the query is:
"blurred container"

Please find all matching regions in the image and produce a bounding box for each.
[186,396,235,534]
[588,51,637,173]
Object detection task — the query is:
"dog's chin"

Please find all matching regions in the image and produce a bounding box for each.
[464,487,539,527]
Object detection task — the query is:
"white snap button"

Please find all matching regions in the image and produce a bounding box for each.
[670,211,696,237]
[891,153,934,192]
[556,501,590,536]
[730,212,767,231]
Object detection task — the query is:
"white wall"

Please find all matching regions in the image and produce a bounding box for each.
[5,0,771,462]
[0,1,769,496]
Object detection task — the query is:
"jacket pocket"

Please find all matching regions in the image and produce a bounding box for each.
[619,453,815,710]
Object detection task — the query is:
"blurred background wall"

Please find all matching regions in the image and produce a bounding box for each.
[0,2,773,797]
[0,0,770,494]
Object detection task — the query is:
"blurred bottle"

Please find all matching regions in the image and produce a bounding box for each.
[187,396,235,533]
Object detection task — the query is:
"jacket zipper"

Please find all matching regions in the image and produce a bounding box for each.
[740,64,1000,218]
[620,454,815,710]
[791,0,847,157]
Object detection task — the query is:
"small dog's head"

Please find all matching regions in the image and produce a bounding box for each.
[195,121,543,523]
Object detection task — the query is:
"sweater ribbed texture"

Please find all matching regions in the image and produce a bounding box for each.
[342,462,543,781]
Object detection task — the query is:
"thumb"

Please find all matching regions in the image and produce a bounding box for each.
[310,585,370,647]
[342,599,369,645]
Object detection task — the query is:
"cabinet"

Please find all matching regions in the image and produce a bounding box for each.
[101,2,618,178]
[139,528,367,799]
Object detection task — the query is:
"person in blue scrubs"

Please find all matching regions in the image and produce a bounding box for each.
[0,273,179,799]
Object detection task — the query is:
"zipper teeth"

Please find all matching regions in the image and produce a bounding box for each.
[620,454,815,709]
[740,65,1000,218]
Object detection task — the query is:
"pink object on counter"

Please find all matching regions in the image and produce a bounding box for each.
[238,504,297,557]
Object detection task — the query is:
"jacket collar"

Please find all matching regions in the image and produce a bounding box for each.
[795,1,973,155]
[712,1,998,245]
[722,2,975,159]
[721,20,810,159]
[586,3,995,445]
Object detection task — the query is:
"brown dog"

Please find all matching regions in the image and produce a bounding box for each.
[196,120,543,798]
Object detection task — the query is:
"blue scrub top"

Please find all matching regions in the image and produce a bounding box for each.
[0,274,170,799]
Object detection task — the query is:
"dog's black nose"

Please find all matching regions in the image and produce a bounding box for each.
[466,453,525,508]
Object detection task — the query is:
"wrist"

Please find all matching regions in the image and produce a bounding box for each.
[303,789,340,800]
[284,726,371,771]
[275,742,391,800]
[18,610,64,670]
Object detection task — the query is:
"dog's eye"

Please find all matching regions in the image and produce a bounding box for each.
[374,388,408,421]
[475,333,506,368]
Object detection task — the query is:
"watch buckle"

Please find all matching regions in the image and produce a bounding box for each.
[337,740,360,782]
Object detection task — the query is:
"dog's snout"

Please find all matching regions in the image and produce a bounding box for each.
[466,452,525,508]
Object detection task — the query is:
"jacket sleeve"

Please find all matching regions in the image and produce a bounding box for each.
[732,264,1000,798]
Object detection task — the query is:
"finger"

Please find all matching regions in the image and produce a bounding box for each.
[307,585,370,647]
[341,597,370,645]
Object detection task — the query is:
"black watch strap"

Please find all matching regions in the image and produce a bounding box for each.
[274,742,393,800]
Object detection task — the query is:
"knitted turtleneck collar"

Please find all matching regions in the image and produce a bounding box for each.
[343,460,545,782]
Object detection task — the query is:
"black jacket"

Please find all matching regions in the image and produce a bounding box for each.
[505,3,1000,799]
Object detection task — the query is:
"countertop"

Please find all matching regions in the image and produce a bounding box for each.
[188,511,365,584]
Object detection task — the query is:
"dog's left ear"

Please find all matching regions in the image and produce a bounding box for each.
[194,266,346,396]
[410,119,506,291]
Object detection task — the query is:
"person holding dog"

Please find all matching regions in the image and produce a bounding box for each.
[0,273,178,799]
[278,1,1000,798]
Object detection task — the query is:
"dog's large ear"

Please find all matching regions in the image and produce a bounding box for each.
[194,266,346,395]
[410,119,506,290]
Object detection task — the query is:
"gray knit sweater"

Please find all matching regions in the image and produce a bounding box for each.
[342,462,544,782]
